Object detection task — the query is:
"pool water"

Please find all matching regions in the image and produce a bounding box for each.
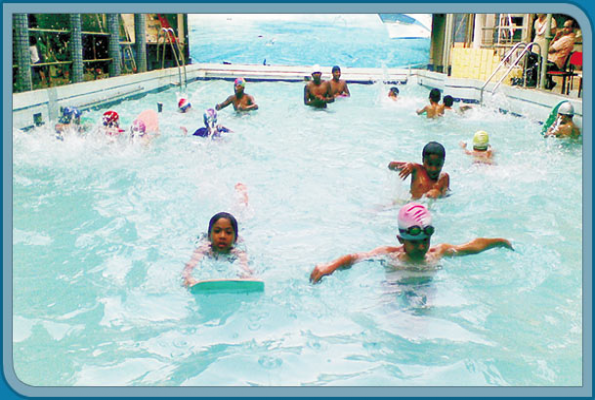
[13,81,582,386]
[188,14,430,68]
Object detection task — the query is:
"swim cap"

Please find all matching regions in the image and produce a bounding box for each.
[203,108,218,128]
[389,87,399,95]
[131,119,146,135]
[311,64,322,75]
[397,203,433,240]
[62,106,81,118]
[102,110,119,125]
[234,77,246,88]
[59,106,81,123]
[178,97,191,112]
[332,65,341,73]
[558,101,574,116]
[473,130,490,150]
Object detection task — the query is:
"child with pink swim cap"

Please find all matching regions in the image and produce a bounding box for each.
[388,141,450,200]
[215,77,259,112]
[310,202,512,283]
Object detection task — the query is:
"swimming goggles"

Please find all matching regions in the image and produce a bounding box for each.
[398,225,435,238]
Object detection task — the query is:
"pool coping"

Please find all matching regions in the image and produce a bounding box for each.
[11,62,582,131]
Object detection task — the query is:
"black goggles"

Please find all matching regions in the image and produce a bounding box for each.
[398,225,435,238]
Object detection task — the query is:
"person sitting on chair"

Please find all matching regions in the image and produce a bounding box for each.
[546,19,577,90]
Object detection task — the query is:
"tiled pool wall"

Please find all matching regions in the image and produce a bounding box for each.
[12,63,583,131]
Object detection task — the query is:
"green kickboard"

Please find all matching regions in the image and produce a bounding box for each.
[541,101,567,135]
[190,279,265,294]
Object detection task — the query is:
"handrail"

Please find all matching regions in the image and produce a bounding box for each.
[479,42,541,104]
[157,28,187,89]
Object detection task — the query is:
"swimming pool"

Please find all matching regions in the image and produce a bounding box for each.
[12,80,582,387]
[188,14,430,68]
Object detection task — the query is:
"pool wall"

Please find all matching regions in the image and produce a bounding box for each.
[11,63,582,131]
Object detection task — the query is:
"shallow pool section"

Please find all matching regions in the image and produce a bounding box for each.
[13,81,582,386]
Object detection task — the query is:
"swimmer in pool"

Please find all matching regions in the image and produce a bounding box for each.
[329,65,350,98]
[545,102,581,139]
[304,64,334,108]
[460,130,494,164]
[388,87,400,101]
[101,110,125,137]
[55,106,85,138]
[388,141,450,200]
[180,108,232,138]
[417,88,444,118]
[182,211,252,287]
[310,202,513,283]
[443,95,473,114]
[178,97,192,113]
[216,78,259,112]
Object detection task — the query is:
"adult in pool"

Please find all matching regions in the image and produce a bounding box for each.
[216,77,259,112]
[310,202,513,283]
[304,64,334,108]
[329,65,350,98]
[388,141,450,200]
[182,211,253,287]
[545,102,581,139]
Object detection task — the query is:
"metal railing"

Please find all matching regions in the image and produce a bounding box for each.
[479,41,541,104]
[157,27,187,89]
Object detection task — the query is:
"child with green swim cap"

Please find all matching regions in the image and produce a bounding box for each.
[460,130,495,164]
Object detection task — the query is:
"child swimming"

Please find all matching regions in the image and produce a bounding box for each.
[416,88,444,118]
[182,212,252,287]
[181,108,232,138]
[388,141,450,200]
[55,106,84,138]
[101,110,125,137]
[460,130,494,164]
[310,202,513,283]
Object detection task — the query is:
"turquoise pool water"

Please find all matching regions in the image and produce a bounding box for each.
[13,80,582,386]
[188,14,430,68]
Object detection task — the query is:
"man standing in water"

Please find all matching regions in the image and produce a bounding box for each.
[304,65,334,108]
[216,77,259,112]
[329,65,350,98]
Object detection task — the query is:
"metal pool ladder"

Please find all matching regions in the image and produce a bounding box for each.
[157,27,187,90]
[479,41,541,105]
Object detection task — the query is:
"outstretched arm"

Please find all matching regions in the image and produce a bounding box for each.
[216,95,234,111]
[233,248,253,278]
[388,161,419,180]
[438,238,513,258]
[310,246,394,283]
[417,105,428,115]
[182,244,209,286]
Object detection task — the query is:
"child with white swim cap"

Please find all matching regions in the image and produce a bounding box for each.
[310,202,513,283]
[545,101,581,139]
[460,130,495,164]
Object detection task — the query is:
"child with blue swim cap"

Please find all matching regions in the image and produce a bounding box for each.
[180,108,232,138]
[55,106,85,137]
[310,202,513,283]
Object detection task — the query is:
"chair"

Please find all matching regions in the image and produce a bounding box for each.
[566,52,582,97]
[546,51,575,93]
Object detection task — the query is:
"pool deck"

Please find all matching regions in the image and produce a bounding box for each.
[12,63,582,131]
